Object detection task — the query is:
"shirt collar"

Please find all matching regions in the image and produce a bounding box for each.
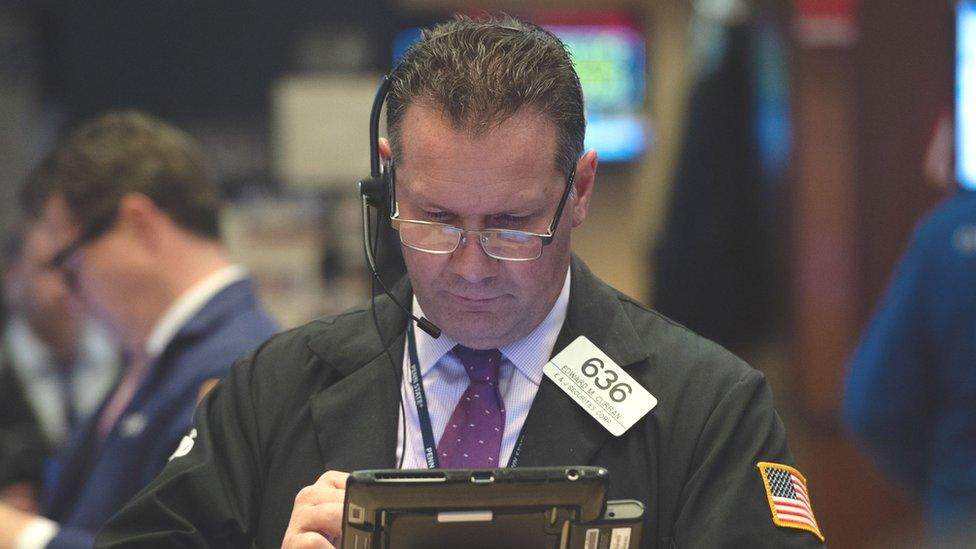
[4,316,57,380]
[145,265,248,358]
[412,264,571,385]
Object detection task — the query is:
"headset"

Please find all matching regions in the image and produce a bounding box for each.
[359,74,397,219]
[357,70,441,339]
[357,68,439,471]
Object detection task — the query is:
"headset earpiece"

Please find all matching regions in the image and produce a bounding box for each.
[358,159,395,216]
[359,71,397,217]
[358,174,386,211]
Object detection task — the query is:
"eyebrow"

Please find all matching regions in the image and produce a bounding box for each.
[403,184,551,215]
[407,197,545,219]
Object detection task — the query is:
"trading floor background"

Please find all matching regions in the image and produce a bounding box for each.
[0,1,959,546]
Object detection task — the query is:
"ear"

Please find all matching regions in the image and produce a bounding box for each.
[116,193,165,251]
[570,149,598,227]
[378,138,392,162]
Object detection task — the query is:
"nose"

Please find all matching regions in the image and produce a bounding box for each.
[449,231,498,283]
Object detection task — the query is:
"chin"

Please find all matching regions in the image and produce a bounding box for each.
[443,316,533,350]
[437,315,508,349]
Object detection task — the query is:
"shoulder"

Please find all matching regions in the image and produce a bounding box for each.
[882,192,976,302]
[568,259,762,406]
[246,301,374,372]
[227,301,387,403]
[911,191,976,248]
[164,279,279,378]
[202,278,280,342]
[202,302,398,444]
[568,265,768,445]
[245,315,344,376]
[581,263,760,384]
[620,289,762,399]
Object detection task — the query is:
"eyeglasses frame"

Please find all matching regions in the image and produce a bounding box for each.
[389,166,577,261]
[46,208,119,288]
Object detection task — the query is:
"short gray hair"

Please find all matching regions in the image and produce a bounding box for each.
[387,15,585,177]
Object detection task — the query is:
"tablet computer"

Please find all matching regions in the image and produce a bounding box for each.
[341,466,643,549]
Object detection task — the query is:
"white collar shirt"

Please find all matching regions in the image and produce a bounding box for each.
[396,265,571,468]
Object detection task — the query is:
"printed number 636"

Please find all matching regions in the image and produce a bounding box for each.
[581,358,632,402]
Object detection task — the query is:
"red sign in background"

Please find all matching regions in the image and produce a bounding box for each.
[794,0,860,47]
[795,0,858,21]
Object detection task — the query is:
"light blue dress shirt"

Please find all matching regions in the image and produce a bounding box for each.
[396,266,571,468]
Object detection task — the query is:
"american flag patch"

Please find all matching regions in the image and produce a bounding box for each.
[756,462,824,542]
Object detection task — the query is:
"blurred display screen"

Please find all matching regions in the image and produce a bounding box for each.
[393,19,649,162]
[958,1,976,189]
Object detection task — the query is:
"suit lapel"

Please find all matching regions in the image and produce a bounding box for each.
[306,280,411,471]
[516,257,650,467]
[308,348,402,471]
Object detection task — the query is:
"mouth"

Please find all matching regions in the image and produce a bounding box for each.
[446,292,505,306]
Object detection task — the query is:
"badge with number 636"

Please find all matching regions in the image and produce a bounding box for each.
[544,336,657,436]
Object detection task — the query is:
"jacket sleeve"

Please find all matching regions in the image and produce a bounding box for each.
[842,228,935,497]
[672,370,826,548]
[45,525,94,549]
[0,358,48,488]
[94,354,264,548]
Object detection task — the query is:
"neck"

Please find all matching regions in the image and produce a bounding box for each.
[159,238,232,302]
[117,238,232,357]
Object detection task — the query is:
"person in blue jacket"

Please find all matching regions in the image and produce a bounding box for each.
[0,110,279,548]
[844,189,976,538]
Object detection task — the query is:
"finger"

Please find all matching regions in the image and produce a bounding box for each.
[282,530,335,549]
[291,502,345,538]
[293,484,345,507]
[317,470,350,489]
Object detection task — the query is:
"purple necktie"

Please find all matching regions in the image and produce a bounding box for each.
[437,346,506,468]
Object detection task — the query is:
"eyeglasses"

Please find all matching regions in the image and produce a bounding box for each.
[390,168,576,262]
[47,210,118,290]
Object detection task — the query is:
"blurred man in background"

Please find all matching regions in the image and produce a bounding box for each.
[844,188,976,543]
[0,110,279,549]
[1,227,120,446]
[845,105,976,544]
[0,228,119,515]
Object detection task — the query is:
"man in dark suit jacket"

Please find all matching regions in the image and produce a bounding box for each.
[0,111,278,548]
[98,17,823,548]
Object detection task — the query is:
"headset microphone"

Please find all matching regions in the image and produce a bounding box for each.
[359,193,441,338]
[359,73,441,339]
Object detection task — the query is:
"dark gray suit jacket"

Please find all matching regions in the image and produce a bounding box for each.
[97,258,824,548]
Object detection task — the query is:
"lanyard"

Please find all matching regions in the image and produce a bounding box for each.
[406,322,524,469]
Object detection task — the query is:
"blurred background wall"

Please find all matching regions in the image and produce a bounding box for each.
[0,0,960,546]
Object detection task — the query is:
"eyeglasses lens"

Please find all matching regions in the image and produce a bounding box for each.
[397,221,542,261]
[481,232,541,260]
[398,222,459,252]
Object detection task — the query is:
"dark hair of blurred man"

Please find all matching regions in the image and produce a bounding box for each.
[0,110,279,549]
